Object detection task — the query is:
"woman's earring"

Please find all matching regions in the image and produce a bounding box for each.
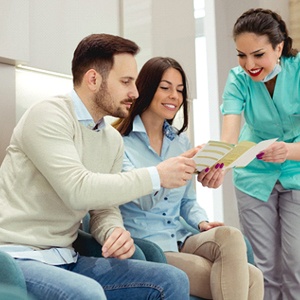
[277,57,281,64]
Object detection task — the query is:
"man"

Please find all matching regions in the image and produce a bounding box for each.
[0,34,195,299]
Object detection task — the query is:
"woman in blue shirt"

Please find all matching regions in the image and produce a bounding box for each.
[220,8,300,300]
[115,57,263,300]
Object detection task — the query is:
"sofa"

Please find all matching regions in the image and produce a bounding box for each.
[0,220,255,300]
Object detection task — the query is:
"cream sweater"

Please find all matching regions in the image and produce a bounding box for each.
[0,96,152,249]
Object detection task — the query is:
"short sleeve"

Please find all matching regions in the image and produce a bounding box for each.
[221,67,247,115]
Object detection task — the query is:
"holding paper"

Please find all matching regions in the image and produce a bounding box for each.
[193,138,278,171]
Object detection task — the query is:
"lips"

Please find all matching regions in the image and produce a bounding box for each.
[248,68,263,77]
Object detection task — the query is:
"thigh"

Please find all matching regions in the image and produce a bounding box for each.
[279,188,300,296]
[164,252,212,299]
[17,259,106,300]
[235,187,282,277]
[73,256,190,300]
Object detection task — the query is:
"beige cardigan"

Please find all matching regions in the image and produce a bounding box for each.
[0,96,152,249]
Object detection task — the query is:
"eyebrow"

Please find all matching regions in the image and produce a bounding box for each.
[236,48,265,55]
[161,79,184,87]
[121,76,135,81]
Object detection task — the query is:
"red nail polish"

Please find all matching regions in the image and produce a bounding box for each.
[205,167,209,172]
[215,163,220,169]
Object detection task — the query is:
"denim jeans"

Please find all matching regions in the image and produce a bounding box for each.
[17,255,189,300]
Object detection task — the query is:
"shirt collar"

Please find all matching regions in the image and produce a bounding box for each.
[132,115,176,141]
[70,89,105,131]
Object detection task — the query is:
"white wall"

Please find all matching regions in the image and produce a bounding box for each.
[0,0,120,163]
[0,0,29,64]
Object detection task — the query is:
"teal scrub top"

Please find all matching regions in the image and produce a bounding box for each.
[221,53,300,201]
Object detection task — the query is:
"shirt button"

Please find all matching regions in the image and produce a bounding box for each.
[162,213,166,216]
[164,197,168,200]
[167,221,171,224]
[171,234,175,238]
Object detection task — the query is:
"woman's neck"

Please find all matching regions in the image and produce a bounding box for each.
[141,112,164,155]
[264,76,277,98]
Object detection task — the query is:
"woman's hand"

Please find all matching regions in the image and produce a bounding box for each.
[199,221,224,231]
[257,141,288,163]
[197,164,225,189]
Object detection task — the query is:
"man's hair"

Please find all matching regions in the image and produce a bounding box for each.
[72,33,140,86]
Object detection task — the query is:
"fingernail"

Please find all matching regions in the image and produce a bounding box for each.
[215,163,220,169]
[220,163,224,169]
[205,167,209,172]
[256,152,264,159]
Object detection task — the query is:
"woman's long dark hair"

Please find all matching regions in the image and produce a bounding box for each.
[115,57,189,136]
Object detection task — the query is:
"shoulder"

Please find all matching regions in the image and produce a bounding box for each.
[19,95,76,130]
[226,66,249,85]
[282,54,300,73]
[105,123,123,140]
[29,95,74,118]
[173,130,191,149]
[178,131,191,148]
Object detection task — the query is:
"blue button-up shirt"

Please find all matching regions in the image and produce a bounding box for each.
[120,115,208,252]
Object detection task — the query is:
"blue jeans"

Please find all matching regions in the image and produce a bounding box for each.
[17,255,189,300]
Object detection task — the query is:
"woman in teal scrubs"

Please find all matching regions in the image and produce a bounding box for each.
[220,8,300,300]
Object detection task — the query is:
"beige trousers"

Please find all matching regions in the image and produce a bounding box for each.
[165,226,264,300]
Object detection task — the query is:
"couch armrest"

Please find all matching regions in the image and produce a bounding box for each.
[0,251,26,290]
[73,230,147,260]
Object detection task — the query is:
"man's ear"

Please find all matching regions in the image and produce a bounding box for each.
[85,69,102,92]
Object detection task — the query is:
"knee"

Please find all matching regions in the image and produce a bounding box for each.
[163,264,190,294]
[215,226,246,252]
[70,278,106,300]
[249,264,264,297]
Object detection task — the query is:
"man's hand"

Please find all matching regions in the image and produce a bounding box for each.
[199,221,224,231]
[156,156,196,189]
[102,227,135,259]
[180,145,203,158]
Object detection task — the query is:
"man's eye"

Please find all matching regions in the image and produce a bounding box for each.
[237,53,245,57]
[122,81,130,85]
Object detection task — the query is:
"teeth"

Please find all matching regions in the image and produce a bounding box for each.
[250,69,261,74]
[164,104,176,108]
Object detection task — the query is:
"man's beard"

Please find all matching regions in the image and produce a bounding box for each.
[95,84,132,118]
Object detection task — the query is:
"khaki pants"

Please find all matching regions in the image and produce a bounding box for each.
[165,226,264,300]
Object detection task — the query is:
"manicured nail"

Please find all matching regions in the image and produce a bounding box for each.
[220,163,224,169]
[205,167,210,172]
[215,163,220,169]
[256,152,264,159]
